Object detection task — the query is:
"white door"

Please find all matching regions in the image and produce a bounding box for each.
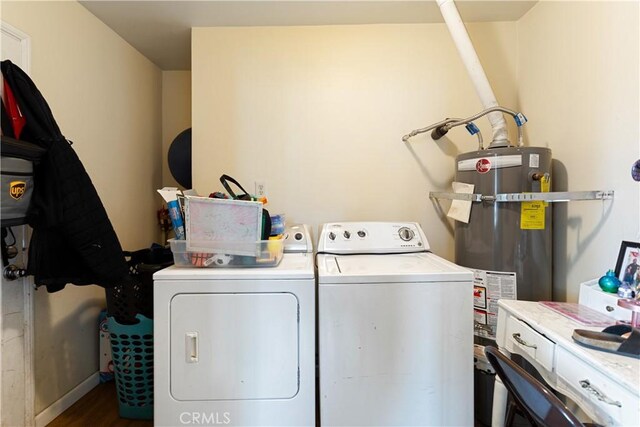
[170,292,299,400]
[1,20,34,427]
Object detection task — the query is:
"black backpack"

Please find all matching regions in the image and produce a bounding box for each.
[1,60,129,292]
[0,135,46,228]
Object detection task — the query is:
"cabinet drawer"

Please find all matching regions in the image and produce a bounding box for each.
[556,347,638,426]
[578,282,631,322]
[504,316,555,372]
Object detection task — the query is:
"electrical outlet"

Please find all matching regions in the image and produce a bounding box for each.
[255,181,266,197]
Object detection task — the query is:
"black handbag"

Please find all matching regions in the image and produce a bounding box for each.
[219,174,271,239]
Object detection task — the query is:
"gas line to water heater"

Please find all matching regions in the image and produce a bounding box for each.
[429,190,615,203]
[402,105,526,150]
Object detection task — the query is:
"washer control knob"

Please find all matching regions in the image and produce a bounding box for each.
[357,230,366,238]
[398,227,414,241]
[329,232,336,241]
[343,231,351,239]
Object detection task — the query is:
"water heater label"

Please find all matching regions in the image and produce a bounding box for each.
[473,269,517,339]
[529,154,540,168]
[520,201,546,229]
[458,155,522,172]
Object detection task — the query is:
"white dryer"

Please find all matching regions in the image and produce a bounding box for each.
[154,225,315,426]
[317,222,473,426]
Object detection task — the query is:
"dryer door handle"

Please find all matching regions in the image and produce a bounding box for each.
[186,332,199,363]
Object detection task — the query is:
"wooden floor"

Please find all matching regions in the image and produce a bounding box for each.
[47,381,152,427]
[47,380,505,427]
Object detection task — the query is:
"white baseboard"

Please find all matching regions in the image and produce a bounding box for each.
[35,372,100,427]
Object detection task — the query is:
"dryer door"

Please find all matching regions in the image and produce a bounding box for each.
[170,292,299,400]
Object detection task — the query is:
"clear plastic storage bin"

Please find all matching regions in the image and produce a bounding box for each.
[168,237,284,267]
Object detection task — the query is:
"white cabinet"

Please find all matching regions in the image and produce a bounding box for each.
[495,299,640,427]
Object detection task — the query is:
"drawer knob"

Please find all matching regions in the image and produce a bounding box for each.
[579,379,622,407]
[512,332,537,349]
[606,305,614,312]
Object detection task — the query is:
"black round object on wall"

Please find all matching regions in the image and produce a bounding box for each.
[633,159,640,182]
[168,128,192,188]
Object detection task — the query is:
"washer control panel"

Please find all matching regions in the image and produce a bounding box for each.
[317,222,429,254]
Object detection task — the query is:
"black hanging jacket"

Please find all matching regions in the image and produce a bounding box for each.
[1,60,129,292]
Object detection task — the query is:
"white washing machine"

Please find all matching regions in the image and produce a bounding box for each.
[317,222,473,426]
[154,225,315,426]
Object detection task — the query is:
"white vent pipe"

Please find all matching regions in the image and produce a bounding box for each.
[437,0,509,147]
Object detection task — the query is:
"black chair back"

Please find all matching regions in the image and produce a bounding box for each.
[484,346,585,427]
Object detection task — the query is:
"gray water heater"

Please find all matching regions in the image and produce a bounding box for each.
[455,146,553,304]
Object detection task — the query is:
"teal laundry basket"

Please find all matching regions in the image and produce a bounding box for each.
[107,314,154,420]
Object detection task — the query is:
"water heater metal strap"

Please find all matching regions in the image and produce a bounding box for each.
[430,192,483,202]
[429,190,614,203]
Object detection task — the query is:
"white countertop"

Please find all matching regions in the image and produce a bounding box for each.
[498,299,640,396]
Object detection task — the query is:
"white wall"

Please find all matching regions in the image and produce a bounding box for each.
[192,22,519,259]
[162,71,191,188]
[518,1,640,301]
[1,0,162,415]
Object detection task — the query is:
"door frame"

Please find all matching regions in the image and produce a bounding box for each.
[1,20,35,426]
[1,21,30,72]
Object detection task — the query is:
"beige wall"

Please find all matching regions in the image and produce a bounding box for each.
[518,1,640,301]
[192,7,639,302]
[192,22,519,258]
[162,71,191,188]
[2,0,162,414]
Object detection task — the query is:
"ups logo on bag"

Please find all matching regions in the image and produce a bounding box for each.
[9,181,27,200]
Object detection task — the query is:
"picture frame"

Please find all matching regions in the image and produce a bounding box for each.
[614,241,640,285]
